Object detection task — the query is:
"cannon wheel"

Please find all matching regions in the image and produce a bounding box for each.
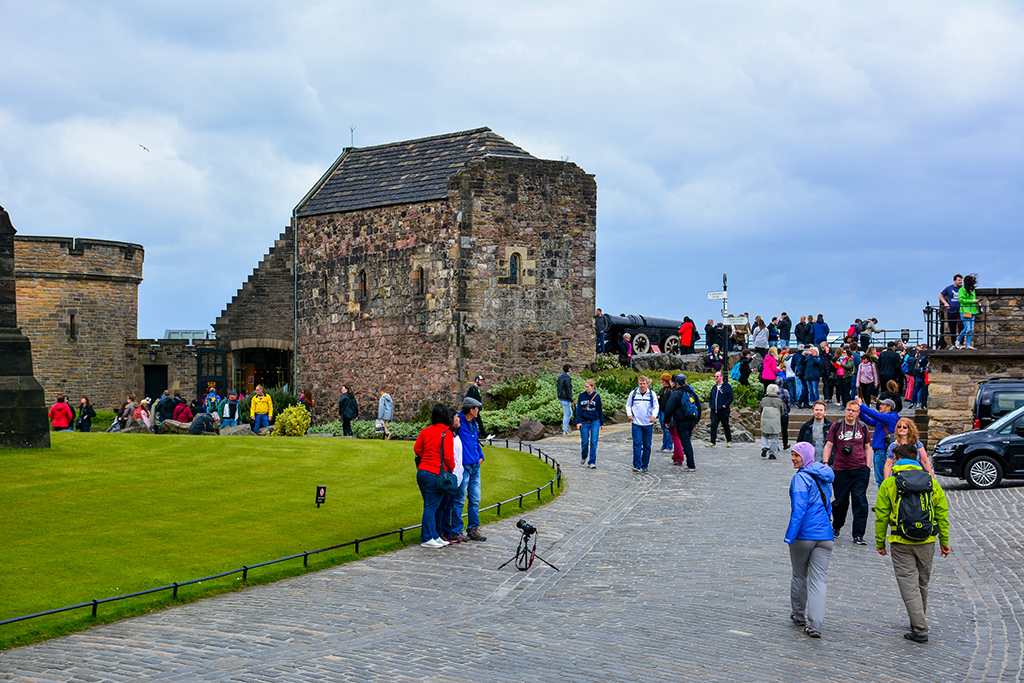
[633,333,651,354]
[663,336,681,355]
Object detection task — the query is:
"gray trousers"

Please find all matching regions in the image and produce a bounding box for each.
[891,542,934,636]
[789,539,834,632]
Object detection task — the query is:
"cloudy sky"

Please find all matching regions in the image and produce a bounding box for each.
[2,1,1022,340]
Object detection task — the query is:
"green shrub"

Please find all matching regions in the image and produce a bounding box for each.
[92,410,117,431]
[487,374,540,409]
[273,406,311,436]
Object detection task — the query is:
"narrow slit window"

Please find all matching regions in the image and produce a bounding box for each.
[509,253,520,285]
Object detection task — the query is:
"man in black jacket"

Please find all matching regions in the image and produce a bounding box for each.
[705,370,733,448]
[876,342,905,399]
[665,374,701,470]
[778,313,792,347]
[465,375,490,439]
[557,365,574,435]
[796,400,833,463]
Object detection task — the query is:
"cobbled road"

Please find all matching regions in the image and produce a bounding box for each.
[2,425,1022,682]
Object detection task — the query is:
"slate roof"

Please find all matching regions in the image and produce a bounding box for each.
[297,128,535,217]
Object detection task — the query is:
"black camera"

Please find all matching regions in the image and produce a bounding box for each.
[841,445,852,456]
[516,519,536,536]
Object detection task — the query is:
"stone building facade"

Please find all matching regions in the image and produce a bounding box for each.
[293,128,597,417]
[973,288,1024,349]
[14,236,143,410]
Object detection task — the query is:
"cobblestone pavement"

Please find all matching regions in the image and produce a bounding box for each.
[2,425,1022,682]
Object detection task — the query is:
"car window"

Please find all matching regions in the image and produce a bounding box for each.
[993,392,1024,418]
[988,404,1024,432]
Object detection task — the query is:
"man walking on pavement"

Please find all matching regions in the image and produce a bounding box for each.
[875,444,951,643]
[823,401,873,546]
[557,364,574,435]
[626,375,659,472]
[796,400,832,463]
[706,370,733,448]
[665,374,701,470]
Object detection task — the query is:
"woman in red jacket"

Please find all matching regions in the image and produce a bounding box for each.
[48,395,75,431]
[678,317,698,355]
[414,404,456,549]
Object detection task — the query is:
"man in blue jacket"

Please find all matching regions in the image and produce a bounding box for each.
[557,364,574,435]
[857,397,900,486]
[453,397,487,542]
[706,370,733,448]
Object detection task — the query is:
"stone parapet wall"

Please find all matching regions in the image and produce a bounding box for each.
[923,349,1024,442]
[974,288,1024,349]
[14,236,143,411]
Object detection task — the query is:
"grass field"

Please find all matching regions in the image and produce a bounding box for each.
[0,432,561,649]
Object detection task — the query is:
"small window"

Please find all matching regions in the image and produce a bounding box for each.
[994,392,1024,418]
[509,253,520,285]
[413,266,425,296]
[357,270,368,299]
[68,314,78,342]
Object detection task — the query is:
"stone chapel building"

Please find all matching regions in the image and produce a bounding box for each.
[215,127,598,417]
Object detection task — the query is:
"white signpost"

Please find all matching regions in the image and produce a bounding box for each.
[707,291,727,301]
[723,315,748,326]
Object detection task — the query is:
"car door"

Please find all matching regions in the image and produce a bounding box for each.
[1008,416,1024,474]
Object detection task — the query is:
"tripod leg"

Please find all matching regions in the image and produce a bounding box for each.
[534,554,560,571]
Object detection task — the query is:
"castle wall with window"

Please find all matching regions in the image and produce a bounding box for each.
[13,236,143,409]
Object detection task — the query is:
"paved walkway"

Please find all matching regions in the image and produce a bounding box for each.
[2,427,1022,682]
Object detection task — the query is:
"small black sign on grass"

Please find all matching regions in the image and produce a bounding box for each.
[315,485,326,507]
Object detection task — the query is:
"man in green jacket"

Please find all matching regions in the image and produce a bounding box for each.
[875,446,951,643]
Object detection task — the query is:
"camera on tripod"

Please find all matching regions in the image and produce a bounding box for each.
[516,519,537,537]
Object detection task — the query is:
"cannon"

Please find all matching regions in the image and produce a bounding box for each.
[605,314,684,356]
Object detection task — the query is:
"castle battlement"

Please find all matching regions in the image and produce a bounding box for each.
[14,236,144,282]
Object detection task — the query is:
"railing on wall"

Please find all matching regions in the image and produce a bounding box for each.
[924,304,1014,349]
[0,439,562,628]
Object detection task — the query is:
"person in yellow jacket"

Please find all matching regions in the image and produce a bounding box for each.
[250,385,273,433]
[875,444,951,644]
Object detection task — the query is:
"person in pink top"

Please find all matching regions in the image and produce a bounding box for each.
[761,347,780,392]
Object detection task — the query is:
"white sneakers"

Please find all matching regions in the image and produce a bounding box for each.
[420,538,447,549]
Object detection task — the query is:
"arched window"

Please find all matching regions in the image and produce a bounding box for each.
[509,253,520,286]
[413,266,425,296]
[357,270,368,299]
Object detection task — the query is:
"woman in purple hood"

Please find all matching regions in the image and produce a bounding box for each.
[786,442,835,638]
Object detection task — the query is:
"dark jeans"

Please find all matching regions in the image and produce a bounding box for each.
[342,417,353,435]
[780,413,789,448]
[831,466,870,539]
[709,409,732,445]
[859,334,870,352]
[835,378,850,406]
[670,423,695,468]
[944,309,963,348]
[596,332,605,354]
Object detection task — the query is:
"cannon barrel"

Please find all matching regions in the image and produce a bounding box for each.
[607,314,682,330]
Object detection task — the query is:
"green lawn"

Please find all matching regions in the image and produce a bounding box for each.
[0,432,560,649]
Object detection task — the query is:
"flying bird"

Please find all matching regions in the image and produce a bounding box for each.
[139,144,150,152]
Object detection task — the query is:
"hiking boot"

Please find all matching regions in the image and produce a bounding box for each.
[768,454,777,460]
[904,632,928,643]
[853,536,867,545]
[467,528,487,542]
[761,448,768,458]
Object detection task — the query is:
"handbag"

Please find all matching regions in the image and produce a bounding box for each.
[437,429,460,495]
[375,419,386,433]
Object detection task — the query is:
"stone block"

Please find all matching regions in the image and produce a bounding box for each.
[518,418,546,441]
[221,425,256,436]
[158,420,190,434]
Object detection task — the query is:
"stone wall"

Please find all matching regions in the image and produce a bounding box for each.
[295,158,597,418]
[923,349,1024,442]
[14,236,143,411]
[125,338,219,403]
[214,228,294,347]
[974,288,1024,349]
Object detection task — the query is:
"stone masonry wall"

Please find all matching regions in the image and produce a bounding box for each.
[296,201,460,417]
[14,237,143,411]
[974,288,1024,349]
[453,157,597,390]
[214,228,294,347]
[125,339,219,403]
[924,350,1024,442]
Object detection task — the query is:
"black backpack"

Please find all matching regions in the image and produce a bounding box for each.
[894,469,935,541]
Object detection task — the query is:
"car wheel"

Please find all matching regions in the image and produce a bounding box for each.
[965,455,1003,489]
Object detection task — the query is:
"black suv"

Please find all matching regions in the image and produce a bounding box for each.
[973,377,1024,429]
[932,404,1024,488]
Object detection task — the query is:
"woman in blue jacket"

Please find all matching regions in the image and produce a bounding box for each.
[786,442,835,638]
[575,379,604,469]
